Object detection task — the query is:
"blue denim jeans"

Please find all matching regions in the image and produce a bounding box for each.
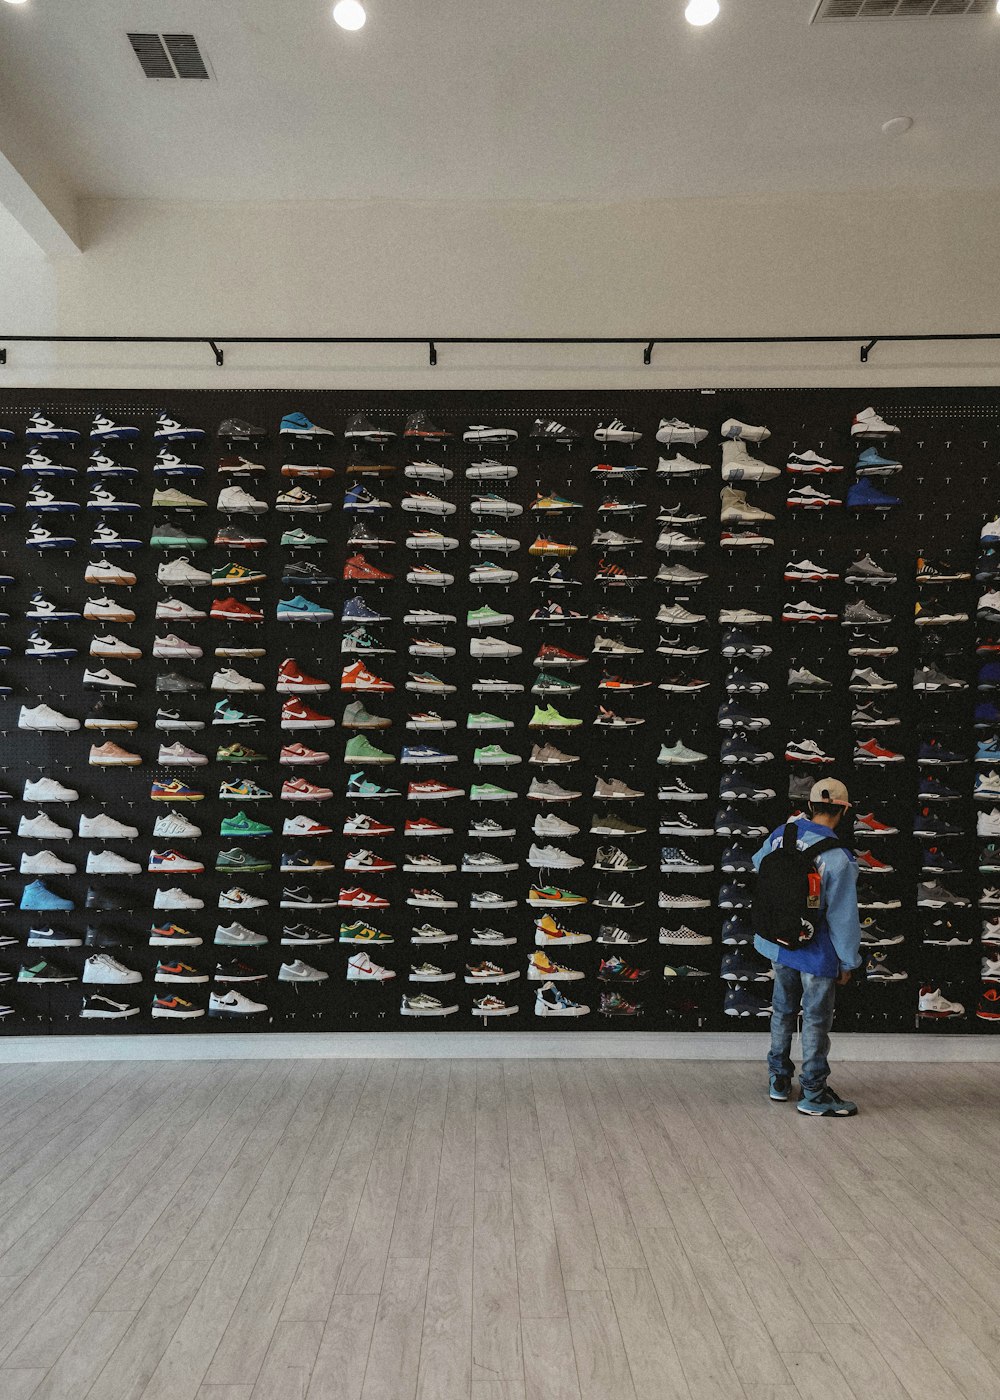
[768,962,837,1093]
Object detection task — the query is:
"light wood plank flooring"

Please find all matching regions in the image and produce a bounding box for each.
[0,1058,997,1400]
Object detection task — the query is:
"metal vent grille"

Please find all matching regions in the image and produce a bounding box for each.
[126,32,212,79]
[813,0,992,18]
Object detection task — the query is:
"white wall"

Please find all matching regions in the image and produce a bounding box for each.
[1,188,999,390]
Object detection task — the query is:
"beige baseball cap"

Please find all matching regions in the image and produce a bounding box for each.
[808,778,851,809]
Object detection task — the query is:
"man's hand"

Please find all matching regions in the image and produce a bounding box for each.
[836,969,853,986]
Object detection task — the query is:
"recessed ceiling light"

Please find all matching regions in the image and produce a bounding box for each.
[685,0,720,25]
[333,0,366,30]
[2,1,31,7]
[881,116,913,137]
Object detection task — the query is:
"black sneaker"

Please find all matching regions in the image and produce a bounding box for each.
[84,925,135,948]
[214,959,267,982]
[218,418,267,442]
[80,993,140,1018]
[721,917,753,945]
[84,887,133,911]
[84,699,140,731]
[720,843,754,873]
[280,923,337,944]
[156,671,205,694]
[282,560,335,585]
[530,418,580,442]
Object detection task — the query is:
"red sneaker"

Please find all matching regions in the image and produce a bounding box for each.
[343,553,393,583]
[855,738,904,763]
[210,596,264,622]
[281,697,337,729]
[344,813,395,836]
[854,812,898,836]
[276,658,330,693]
[856,850,893,874]
[404,817,454,836]
[341,661,394,692]
[407,780,463,800]
[535,643,586,665]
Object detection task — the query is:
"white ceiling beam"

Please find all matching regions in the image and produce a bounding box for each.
[0,98,80,255]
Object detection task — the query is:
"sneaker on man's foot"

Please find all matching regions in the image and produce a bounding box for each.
[796,1086,858,1117]
[769,1074,790,1102]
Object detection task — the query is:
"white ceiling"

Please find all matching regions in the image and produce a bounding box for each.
[0,0,998,204]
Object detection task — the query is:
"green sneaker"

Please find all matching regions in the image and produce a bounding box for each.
[213,701,264,726]
[150,524,207,548]
[344,734,394,764]
[152,488,208,509]
[467,711,512,729]
[219,811,273,837]
[530,704,582,727]
[217,743,265,763]
[215,846,271,872]
[467,605,514,628]
[470,782,517,801]
[339,921,393,943]
[532,672,581,694]
[347,771,402,799]
[281,528,328,547]
[475,745,521,766]
[342,699,391,730]
[658,740,709,764]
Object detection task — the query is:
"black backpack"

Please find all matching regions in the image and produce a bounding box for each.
[751,822,843,949]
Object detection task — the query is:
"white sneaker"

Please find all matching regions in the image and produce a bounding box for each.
[721,418,770,443]
[20,849,76,875]
[720,608,772,624]
[153,887,204,909]
[153,811,202,839]
[83,596,135,622]
[157,742,208,766]
[89,636,142,660]
[218,486,268,514]
[86,850,143,874]
[156,597,207,620]
[149,849,203,873]
[212,669,265,692]
[84,559,136,586]
[594,419,641,444]
[917,987,964,1018]
[78,813,139,838]
[153,634,203,658]
[527,843,584,869]
[347,951,396,982]
[655,418,708,446]
[721,441,780,482]
[156,558,212,586]
[532,814,580,837]
[83,667,136,690]
[466,460,517,479]
[24,777,78,803]
[851,407,900,437]
[19,703,80,732]
[279,960,329,982]
[656,454,709,477]
[977,809,1000,838]
[470,637,522,658]
[283,815,330,837]
[209,990,268,1015]
[401,491,456,516]
[219,887,269,909]
[83,954,142,985]
[18,813,73,839]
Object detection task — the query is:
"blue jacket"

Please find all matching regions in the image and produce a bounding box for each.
[752,817,862,978]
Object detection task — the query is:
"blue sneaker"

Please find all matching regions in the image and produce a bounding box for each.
[276,595,334,622]
[917,739,966,765]
[769,1073,790,1102]
[979,663,1000,689]
[919,776,961,802]
[87,455,138,478]
[25,632,77,659]
[91,523,143,550]
[26,487,78,512]
[25,592,81,621]
[154,414,205,443]
[921,847,961,873]
[796,1086,857,1117]
[280,412,335,438]
[153,451,205,478]
[723,986,771,1017]
[26,524,76,550]
[25,413,80,444]
[855,446,901,474]
[977,739,1000,763]
[343,483,389,512]
[913,808,962,838]
[90,416,140,442]
[0,424,14,445]
[22,449,77,478]
[0,464,13,479]
[342,596,390,624]
[846,479,900,510]
[20,879,74,911]
[976,701,1000,729]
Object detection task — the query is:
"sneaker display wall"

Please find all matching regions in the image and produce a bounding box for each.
[0,389,992,1036]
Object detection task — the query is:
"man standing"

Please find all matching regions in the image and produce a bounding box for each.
[752,778,862,1117]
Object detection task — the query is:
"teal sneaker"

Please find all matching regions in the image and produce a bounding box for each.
[796,1086,858,1117]
[281,528,328,547]
[220,811,273,838]
[658,740,709,764]
[213,701,264,726]
[532,672,580,694]
[342,699,391,729]
[769,1074,790,1102]
[344,734,394,764]
[347,771,401,799]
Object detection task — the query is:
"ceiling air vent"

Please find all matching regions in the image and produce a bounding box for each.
[813,0,992,18]
[127,32,212,80]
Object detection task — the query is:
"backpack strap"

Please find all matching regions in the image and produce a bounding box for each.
[808,835,843,858]
[779,821,799,850]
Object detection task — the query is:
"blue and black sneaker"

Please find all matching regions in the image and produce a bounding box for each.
[717,701,770,730]
[720,843,754,874]
[846,479,901,510]
[719,735,773,765]
[918,775,962,803]
[721,951,772,983]
[721,916,753,945]
[976,701,1000,729]
[979,662,1000,689]
[718,773,776,802]
[723,986,771,1018]
[342,595,390,624]
[921,846,961,874]
[797,1086,858,1117]
[913,807,962,838]
[720,628,771,659]
[917,738,967,766]
[715,806,768,838]
[769,1074,790,1102]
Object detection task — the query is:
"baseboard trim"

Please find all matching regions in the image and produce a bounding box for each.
[0,1031,996,1062]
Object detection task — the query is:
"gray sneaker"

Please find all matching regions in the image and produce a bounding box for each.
[788,667,832,690]
[913,666,967,691]
[916,880,970,907]
[845,553,897,584]
[843,598,891,625]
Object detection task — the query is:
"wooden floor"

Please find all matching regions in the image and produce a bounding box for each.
[0,1061,998,1400]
